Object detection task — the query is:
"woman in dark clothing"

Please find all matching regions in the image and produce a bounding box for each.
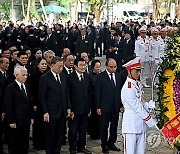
[29,57,47,149]
[89,59,101,140]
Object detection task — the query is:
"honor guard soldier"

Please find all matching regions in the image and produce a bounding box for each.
[121,57,157,154]
[159,28,170,62]
[134,26,150,88]
[148,28,161,82]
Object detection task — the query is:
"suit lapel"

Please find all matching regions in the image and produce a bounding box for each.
[49,71,62,93]
[73,72,84,90]
[104,71,114,87]
[14,81,27,99]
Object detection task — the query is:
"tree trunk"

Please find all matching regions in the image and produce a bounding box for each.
[25,0,31,23]
[92,4,101,24]
[30,0,36,19]
[11,0,14,22]
[152,0,164,20]
[39,0,47,21]
[21,0,25,19]
[152,0,158,20]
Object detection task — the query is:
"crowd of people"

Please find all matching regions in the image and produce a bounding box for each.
[0,19,179,154]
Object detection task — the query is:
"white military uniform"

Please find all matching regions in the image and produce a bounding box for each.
[121,58,157,154]
[148,36,161,76]
[134,29,150,87]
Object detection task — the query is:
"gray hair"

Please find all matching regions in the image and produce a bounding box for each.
[51,56,64,65]
[14,66,27,76]
[43,50,55,58]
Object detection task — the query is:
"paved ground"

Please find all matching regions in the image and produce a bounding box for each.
[3,56,175,154]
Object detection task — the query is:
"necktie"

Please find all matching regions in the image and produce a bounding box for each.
[68,69,72,74]
[143,38,145,43]
[82,36,85,40]
[110,73,115,87]
[3,72,6,78]
[21,84,26,96]
[56,74,61,84]
[80,75,83,82]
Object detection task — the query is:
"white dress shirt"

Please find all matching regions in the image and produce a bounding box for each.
[51,70,61,84]
[106,70,116,85]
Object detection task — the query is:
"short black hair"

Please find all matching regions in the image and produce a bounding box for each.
[23,47,31,52]
[34,48,42,54]
[36,57,46,65]
[64,54,74,61]
[113,33,119,37]
[1,47,9,54]
[74,57,85,66]
[10,49,19,55]
[29,28,34,34]
[51,56,64,65]
[17,51,27,58]
[91,59,101,70]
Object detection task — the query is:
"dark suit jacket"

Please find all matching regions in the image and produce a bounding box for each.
[25,35,40,52]
[62,67,74,76]
[39,71,69,119]
[5,81,33,127]
[67,72,92,115]
[122,39,135,62]
[53,31,65,56]
[95,71,123,113]
[0,71,8,114]
[44,34,55,51]
[75,35,89,54]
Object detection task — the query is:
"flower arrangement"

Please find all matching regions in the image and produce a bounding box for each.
[156,30,180,148]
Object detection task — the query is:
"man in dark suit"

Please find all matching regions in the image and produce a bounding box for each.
[122,31,135,63]
[0,57,9,154]
[106,27,116,59]
[95,58,123,153]
[113,33,124,72]
[68,58,92,154]
[75,28,89,56]
[24,28,39,53]
[53,24,65,57]
[39,56,70,154]
[62,54,75,145]
[80,52,91,74]
[87,26,95,60]
[95,25,103,57]
[5,23,18,48]
[44,28,55,51]
[5,66,33,154]
[62,54,75,75]
[0,25,5,50]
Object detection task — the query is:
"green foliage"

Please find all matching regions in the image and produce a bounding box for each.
[88,0,101,5]
[57,0,73,9]
[156,30,180,129]
[0,2,11,20]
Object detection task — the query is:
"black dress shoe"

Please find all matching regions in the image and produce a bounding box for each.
[108,144,121,151]
[70,150,76,154]
[77,148,92,154]
[102,147,109,153]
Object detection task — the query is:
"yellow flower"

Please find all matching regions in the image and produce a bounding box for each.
[163,69,176,120]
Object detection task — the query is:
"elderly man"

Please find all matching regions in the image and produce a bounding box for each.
[0,57,9,153]
[5,66,33,154]
[43,50,55,70]
[39,56,70,154]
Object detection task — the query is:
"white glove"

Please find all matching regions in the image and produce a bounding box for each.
[148,100,156,109]
[145,117,158,127]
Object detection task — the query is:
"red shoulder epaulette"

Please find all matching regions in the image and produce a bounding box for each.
[128,82,131,88]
